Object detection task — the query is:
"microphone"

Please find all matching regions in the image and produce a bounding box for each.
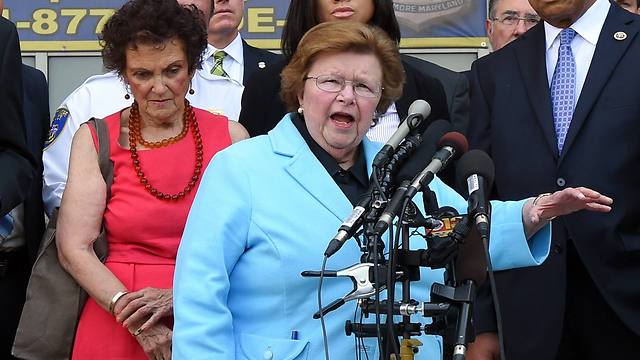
[372,99,431,168]
[394,119,451,184]
[324,189,372,257]
[325,119,449,256]
[374,131,469,235]
[455,150,495,239]
[408,131,468,192]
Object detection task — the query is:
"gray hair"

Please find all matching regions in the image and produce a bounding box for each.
[488,0,500,18]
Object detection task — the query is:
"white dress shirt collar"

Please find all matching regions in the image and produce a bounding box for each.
[543,0,610,103]
[544,0,609,52]
[203,43,215,63]
[213,33,244,67]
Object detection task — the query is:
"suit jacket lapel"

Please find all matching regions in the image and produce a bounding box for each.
[514,23,559,159]
[270,115,353,222]
[561,5,638,161]
[241,40,255,86]
[396,58,418,120]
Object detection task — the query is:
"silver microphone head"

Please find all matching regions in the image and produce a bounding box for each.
[407,100,432,127]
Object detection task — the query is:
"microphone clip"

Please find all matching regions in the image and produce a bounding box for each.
[302,262,385,319]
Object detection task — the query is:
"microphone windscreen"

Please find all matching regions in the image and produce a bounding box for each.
[437,131,468,159]
[422,119,451,149]
[408,99,432,121]
[395,119,451,181]
[455,149,495,190]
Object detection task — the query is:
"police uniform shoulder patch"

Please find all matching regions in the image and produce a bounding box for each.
[44,107,70,149]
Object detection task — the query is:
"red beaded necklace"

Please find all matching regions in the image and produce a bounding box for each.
[128,99,203,201]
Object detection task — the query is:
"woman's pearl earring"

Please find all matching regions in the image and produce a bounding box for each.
[297,106,304,115]
[371,111,380,127]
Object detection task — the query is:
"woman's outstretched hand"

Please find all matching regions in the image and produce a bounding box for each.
[530,187,612,222]
[523,187,613,238]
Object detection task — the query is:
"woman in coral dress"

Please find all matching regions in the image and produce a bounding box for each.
[56,1,248,359]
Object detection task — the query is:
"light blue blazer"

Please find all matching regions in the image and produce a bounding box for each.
[173,114,551,360]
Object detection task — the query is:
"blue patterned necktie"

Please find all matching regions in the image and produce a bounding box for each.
[550,28,577,152]
[0,213,14,240]
[211,50,229,78]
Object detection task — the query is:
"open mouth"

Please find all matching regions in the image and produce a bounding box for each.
[330,112,355,128]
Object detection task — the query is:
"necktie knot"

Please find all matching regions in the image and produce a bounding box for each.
[211,51,229,77]
[214,50,227,62]
[559,28,576,46]
[0,213,14,239]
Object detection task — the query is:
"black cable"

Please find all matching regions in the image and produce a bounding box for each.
[385,198,413,358]
[318,255,330,360]
[385,223,400,359]
[353,305,360,360]
[371,166,387,202]
[359,310,370,360]
[372,232,385,357]
[369,163,390,356]
[480,232,506,360]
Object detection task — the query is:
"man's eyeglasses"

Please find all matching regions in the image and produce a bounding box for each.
[492,14,540,29]
[303,74,382,98]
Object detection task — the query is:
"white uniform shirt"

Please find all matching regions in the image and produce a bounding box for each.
[42,54,244,214]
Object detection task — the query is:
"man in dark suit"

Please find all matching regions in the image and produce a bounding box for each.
[1,64,49,360]
[207,0,281,85]
[19,63,49,272]
[467,1,640,359]
[0,19,33,216]
[0,13,39,358]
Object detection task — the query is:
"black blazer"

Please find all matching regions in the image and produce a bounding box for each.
[468,4,640,359]
[21,65,49,264]
[0,18,35,216]
[402,56,470,134]
[241,40,283,86]
[238,55,450,138]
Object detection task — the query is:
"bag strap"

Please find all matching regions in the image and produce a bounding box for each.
[86,117,114,199]
[85,117,112,261]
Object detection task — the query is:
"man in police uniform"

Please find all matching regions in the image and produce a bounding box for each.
[42,0,280,214]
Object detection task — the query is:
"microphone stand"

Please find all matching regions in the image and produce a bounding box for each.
[307,129,484,359]
[335,205,478,360]
[395,203,424,360]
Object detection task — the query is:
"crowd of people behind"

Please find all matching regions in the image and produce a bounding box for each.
[1,0,638,359]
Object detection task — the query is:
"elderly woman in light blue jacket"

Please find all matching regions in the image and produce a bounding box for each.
[173,22,612,360]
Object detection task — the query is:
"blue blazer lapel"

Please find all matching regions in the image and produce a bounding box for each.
[269,115,353,222]
[362,136,381,179]
[561,5,639,161]
[514,23,559,159]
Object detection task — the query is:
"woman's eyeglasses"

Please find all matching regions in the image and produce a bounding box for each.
[304,74,382,98]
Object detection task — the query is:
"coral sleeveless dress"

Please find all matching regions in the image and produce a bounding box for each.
[71,108,231,359]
